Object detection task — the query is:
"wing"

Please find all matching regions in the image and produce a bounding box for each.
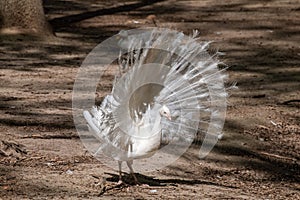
[83,104,134,160]
[83,106,114,138]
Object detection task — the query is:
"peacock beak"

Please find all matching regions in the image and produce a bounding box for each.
[167,115,172,121]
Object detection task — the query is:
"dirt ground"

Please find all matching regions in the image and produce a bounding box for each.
[1,0,299,199]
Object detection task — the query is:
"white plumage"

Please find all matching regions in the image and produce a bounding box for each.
[82,28,228,184]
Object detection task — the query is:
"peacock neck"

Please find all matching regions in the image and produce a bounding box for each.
[151,112,162,136]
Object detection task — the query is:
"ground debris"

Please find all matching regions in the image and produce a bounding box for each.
[0,140,27,156]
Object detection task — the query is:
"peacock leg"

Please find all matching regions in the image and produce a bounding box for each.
[126,160,139,184]
[117,161,123,185]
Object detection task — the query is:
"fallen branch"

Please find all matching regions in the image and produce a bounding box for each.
[1,140,27,155]
[282,99,300,105]
[21,134,79,139]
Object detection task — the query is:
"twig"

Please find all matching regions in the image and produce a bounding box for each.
[0,149,8,157]
[259,151,298,162]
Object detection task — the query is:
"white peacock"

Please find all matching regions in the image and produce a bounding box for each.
[73,28,228,184]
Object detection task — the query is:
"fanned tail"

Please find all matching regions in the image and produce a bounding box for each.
[115,28,228,158]
[84,28,228,159]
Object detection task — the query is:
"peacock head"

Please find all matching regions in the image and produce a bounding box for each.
[159,105,172,120]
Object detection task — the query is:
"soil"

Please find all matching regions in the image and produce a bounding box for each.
[0,0,299,199]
